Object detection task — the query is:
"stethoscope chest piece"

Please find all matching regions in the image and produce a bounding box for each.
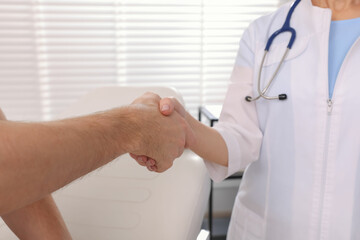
[245,94,287,102]
[245,0,301,103]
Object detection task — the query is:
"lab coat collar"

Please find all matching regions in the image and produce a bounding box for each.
[292,0,332,38]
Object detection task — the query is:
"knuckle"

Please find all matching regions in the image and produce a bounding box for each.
[145,92,160,99]
[136,159,145,166]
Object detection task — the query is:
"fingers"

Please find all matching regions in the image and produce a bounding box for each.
[148,165,158,172]
[130,153,174,173]
[159,97,185,117]
[131,154,177,173]
[145,158,156,167]
[129,153,156,167]
[130,153,146,166]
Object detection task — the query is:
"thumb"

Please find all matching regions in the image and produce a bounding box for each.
[159,97,186,117]
[159,97,174,116]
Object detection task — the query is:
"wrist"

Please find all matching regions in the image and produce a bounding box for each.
[108,106,142,155]
[185,112,198,150]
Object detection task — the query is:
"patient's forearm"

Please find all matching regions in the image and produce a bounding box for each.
[0,109,130,215]
[2,195,72,240]
[186,112,229,167]
[0,92,190,215]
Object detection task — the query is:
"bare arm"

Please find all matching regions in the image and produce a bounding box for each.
[0,93,192,215]
[2,195,72,240]
[184,111,228,167]
[0,108,130,215]
[0,109,72,239]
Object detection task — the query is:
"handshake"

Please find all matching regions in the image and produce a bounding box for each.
[124,92,196,173]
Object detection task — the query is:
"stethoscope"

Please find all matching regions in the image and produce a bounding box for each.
[245,0,301,102]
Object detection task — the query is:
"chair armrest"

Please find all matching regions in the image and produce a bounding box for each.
[197,229,210,240]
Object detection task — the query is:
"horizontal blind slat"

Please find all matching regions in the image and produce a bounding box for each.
[0,0,279,121]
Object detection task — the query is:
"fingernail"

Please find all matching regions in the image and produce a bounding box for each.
[137,157,143,162]
[161,105,170,111]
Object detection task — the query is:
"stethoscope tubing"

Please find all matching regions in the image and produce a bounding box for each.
[245,0,301,102]
[246,48,289,102]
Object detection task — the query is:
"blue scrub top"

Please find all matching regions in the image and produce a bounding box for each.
[328,17,360,99]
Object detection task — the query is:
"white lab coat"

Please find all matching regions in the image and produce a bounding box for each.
[205,0,360,239]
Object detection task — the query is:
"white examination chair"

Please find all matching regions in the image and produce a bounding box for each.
[0,87,210,240]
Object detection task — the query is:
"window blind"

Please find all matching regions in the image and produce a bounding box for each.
[0,0,279,121]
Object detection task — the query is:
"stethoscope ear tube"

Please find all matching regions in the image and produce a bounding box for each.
[245,96,252,102]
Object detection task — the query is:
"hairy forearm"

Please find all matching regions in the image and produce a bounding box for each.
[2,195,72,240]
[186,112,228,167]
[0,107,133,215]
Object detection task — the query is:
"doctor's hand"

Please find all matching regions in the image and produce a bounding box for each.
[127,92,194,173]
[158,97,195,147]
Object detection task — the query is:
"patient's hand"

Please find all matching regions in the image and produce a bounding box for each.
[128,93,194,172]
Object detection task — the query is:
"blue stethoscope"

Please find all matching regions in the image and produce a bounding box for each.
[245,0,301,102]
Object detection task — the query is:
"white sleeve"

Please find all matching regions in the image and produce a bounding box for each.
[204,26,263,182]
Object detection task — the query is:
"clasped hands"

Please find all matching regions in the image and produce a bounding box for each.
[128,92,194,173]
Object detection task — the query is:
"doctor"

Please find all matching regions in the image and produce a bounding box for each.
[134,0,360,239]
